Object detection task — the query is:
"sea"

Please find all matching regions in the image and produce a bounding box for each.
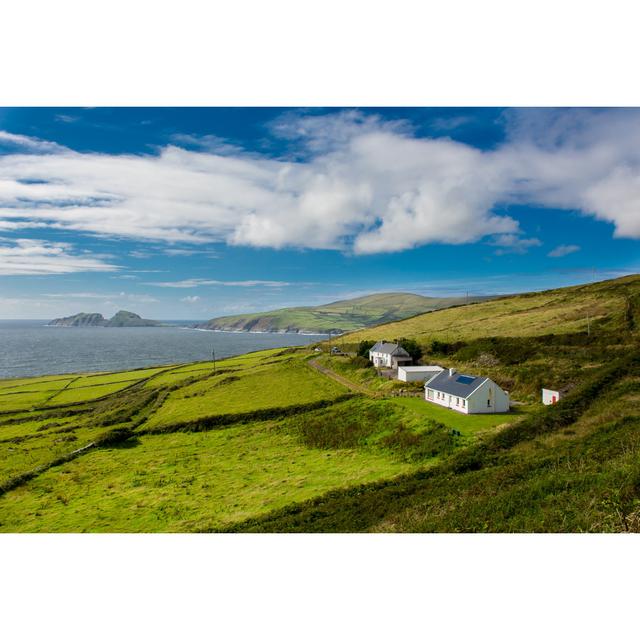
[0,320,325,379]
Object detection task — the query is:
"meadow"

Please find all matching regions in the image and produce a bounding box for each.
[1,275,638,532]
[1,347,457,531]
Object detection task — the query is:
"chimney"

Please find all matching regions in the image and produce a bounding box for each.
[449,368,456,377]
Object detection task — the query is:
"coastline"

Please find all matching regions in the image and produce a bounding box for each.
[189,326,332,336]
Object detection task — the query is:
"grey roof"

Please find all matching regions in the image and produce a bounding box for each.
[425,370,488,399]
[369,342,411,357]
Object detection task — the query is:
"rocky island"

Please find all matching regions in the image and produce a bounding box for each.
[48,310,163,327]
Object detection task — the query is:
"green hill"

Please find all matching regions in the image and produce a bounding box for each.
[1,275,638,532]
[195,292,490,334]
[345,274,640,343]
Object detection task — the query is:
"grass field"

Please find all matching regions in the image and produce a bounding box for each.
[1,275,639,532]
[143,359,346,428]
[387,397,526,436]
[0,418,415,532]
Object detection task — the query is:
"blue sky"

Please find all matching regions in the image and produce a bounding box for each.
[0,107,639,319]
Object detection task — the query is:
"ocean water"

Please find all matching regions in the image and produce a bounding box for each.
[0,320,324,379]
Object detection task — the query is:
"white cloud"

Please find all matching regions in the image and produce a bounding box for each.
[1,109,640,256]
[0,238,118,276]
[44,292,116,299]
[489,233,542,255]
[55,114,80,124]
[162,247,219,257]
[181,295,201,303]
[43,291,158,303]
[151,278,290,288]
[0,131,66,154]
[169,133,243,155]
[548,244,580,258]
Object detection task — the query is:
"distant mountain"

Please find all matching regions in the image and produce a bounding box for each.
[48,310,163,327]
[195,292,491,334]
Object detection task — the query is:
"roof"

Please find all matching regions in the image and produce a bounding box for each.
[397,366,443,372]
[369,342,411,357]
[425,370,489,398]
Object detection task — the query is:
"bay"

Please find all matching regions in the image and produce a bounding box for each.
[0,320,324,379]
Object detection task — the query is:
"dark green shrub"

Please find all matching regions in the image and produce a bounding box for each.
[290,401,394,449]
[381,421,455,461]
[357,340,376,357]
[396,337,423,361]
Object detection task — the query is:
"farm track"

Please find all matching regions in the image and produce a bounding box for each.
[307,358,376,396]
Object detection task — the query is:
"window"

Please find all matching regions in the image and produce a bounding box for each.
[487,399,491,407]
[456,397,459,406]
[462,399,466,407]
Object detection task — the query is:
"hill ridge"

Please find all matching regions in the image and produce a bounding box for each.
[196,291,492,334]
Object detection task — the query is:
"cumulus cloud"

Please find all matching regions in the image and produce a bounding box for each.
[1,109,640,256]
[0,238,118,276]
[548,244,580,258]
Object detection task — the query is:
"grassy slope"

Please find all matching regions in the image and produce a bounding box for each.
[1,349,460,531]
[197,292,489,334]
[0,419,416,533]
[1,275,639,532]
[218,349,640,532]
[346,275,640,343]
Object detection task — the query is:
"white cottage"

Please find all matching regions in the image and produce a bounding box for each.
[424,368,510,414]
[368,342,413,369]
[397,365,443,383]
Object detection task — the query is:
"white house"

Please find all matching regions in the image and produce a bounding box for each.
[542,388,563,405]
[397,365,443,383]
[368,342,413,369]
[424,368,510,414]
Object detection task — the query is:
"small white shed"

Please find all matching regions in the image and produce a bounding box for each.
[397,365,443,383]
[542,388,563,405]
